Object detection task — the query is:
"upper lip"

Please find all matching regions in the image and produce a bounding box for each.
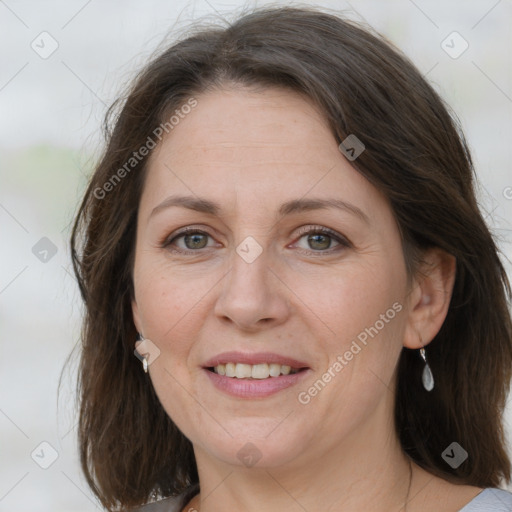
[202,351,310,369]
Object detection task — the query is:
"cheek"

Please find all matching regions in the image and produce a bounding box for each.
[133,264,218,438]
[132,263,214,402]
[308,258,407,393]
[133,260,219,341]
[303,256,405,342]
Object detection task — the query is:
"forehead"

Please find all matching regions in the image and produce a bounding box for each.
[161,86,333,162]
[140,86,387,222]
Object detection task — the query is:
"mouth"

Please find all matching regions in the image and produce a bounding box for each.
[202,352,311,398]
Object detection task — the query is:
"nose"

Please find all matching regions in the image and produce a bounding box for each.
[214,246,290,331]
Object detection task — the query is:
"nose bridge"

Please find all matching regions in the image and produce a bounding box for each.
[214,237,289,328]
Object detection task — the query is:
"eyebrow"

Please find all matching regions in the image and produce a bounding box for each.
[149,195,370,224]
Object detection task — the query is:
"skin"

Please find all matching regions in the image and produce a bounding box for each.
[132,85,483,511]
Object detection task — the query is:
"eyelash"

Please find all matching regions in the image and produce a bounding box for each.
[162,225,351,256]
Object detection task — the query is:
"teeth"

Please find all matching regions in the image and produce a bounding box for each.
[235,363,252,378]
[269,363,281,377]
[252,363,269,379]
[281,365,291,375]
[225,362,236,377]
[212,362,300,378]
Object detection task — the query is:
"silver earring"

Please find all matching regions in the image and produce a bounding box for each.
[136,333,149,374]
[419,347,434,391]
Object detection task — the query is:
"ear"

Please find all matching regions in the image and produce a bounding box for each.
[403,247,456,349]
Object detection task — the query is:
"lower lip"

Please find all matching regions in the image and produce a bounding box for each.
[204,368,310,398]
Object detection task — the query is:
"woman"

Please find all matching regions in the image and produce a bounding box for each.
[70,6,512,512]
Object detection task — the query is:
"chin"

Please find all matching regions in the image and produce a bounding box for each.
[194,418,313,469]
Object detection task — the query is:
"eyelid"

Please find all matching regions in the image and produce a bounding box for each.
[163,225,207,241]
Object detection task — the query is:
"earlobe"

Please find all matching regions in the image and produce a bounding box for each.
[403,248,456,349]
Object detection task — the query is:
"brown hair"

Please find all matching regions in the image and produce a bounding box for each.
[70,5,512,510]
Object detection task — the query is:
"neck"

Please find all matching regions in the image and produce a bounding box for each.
[188,404,414,512]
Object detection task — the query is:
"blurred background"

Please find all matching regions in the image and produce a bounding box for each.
[0,0,511,510]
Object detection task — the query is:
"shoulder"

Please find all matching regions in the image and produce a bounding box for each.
[129,485,199,512]
[459,487,512,511]
[129,495,182,512]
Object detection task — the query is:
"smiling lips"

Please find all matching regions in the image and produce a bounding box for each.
[203,352,310,398]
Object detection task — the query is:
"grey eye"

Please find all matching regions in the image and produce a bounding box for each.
[182,233,209,249]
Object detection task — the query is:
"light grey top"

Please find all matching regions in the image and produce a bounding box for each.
[459,488,512,511]
[134,487,512,511]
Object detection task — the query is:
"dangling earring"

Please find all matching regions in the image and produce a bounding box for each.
[419,346,434,391]
[135,333,149,374]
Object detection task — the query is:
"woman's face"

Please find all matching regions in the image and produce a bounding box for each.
[132,86,413,469]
